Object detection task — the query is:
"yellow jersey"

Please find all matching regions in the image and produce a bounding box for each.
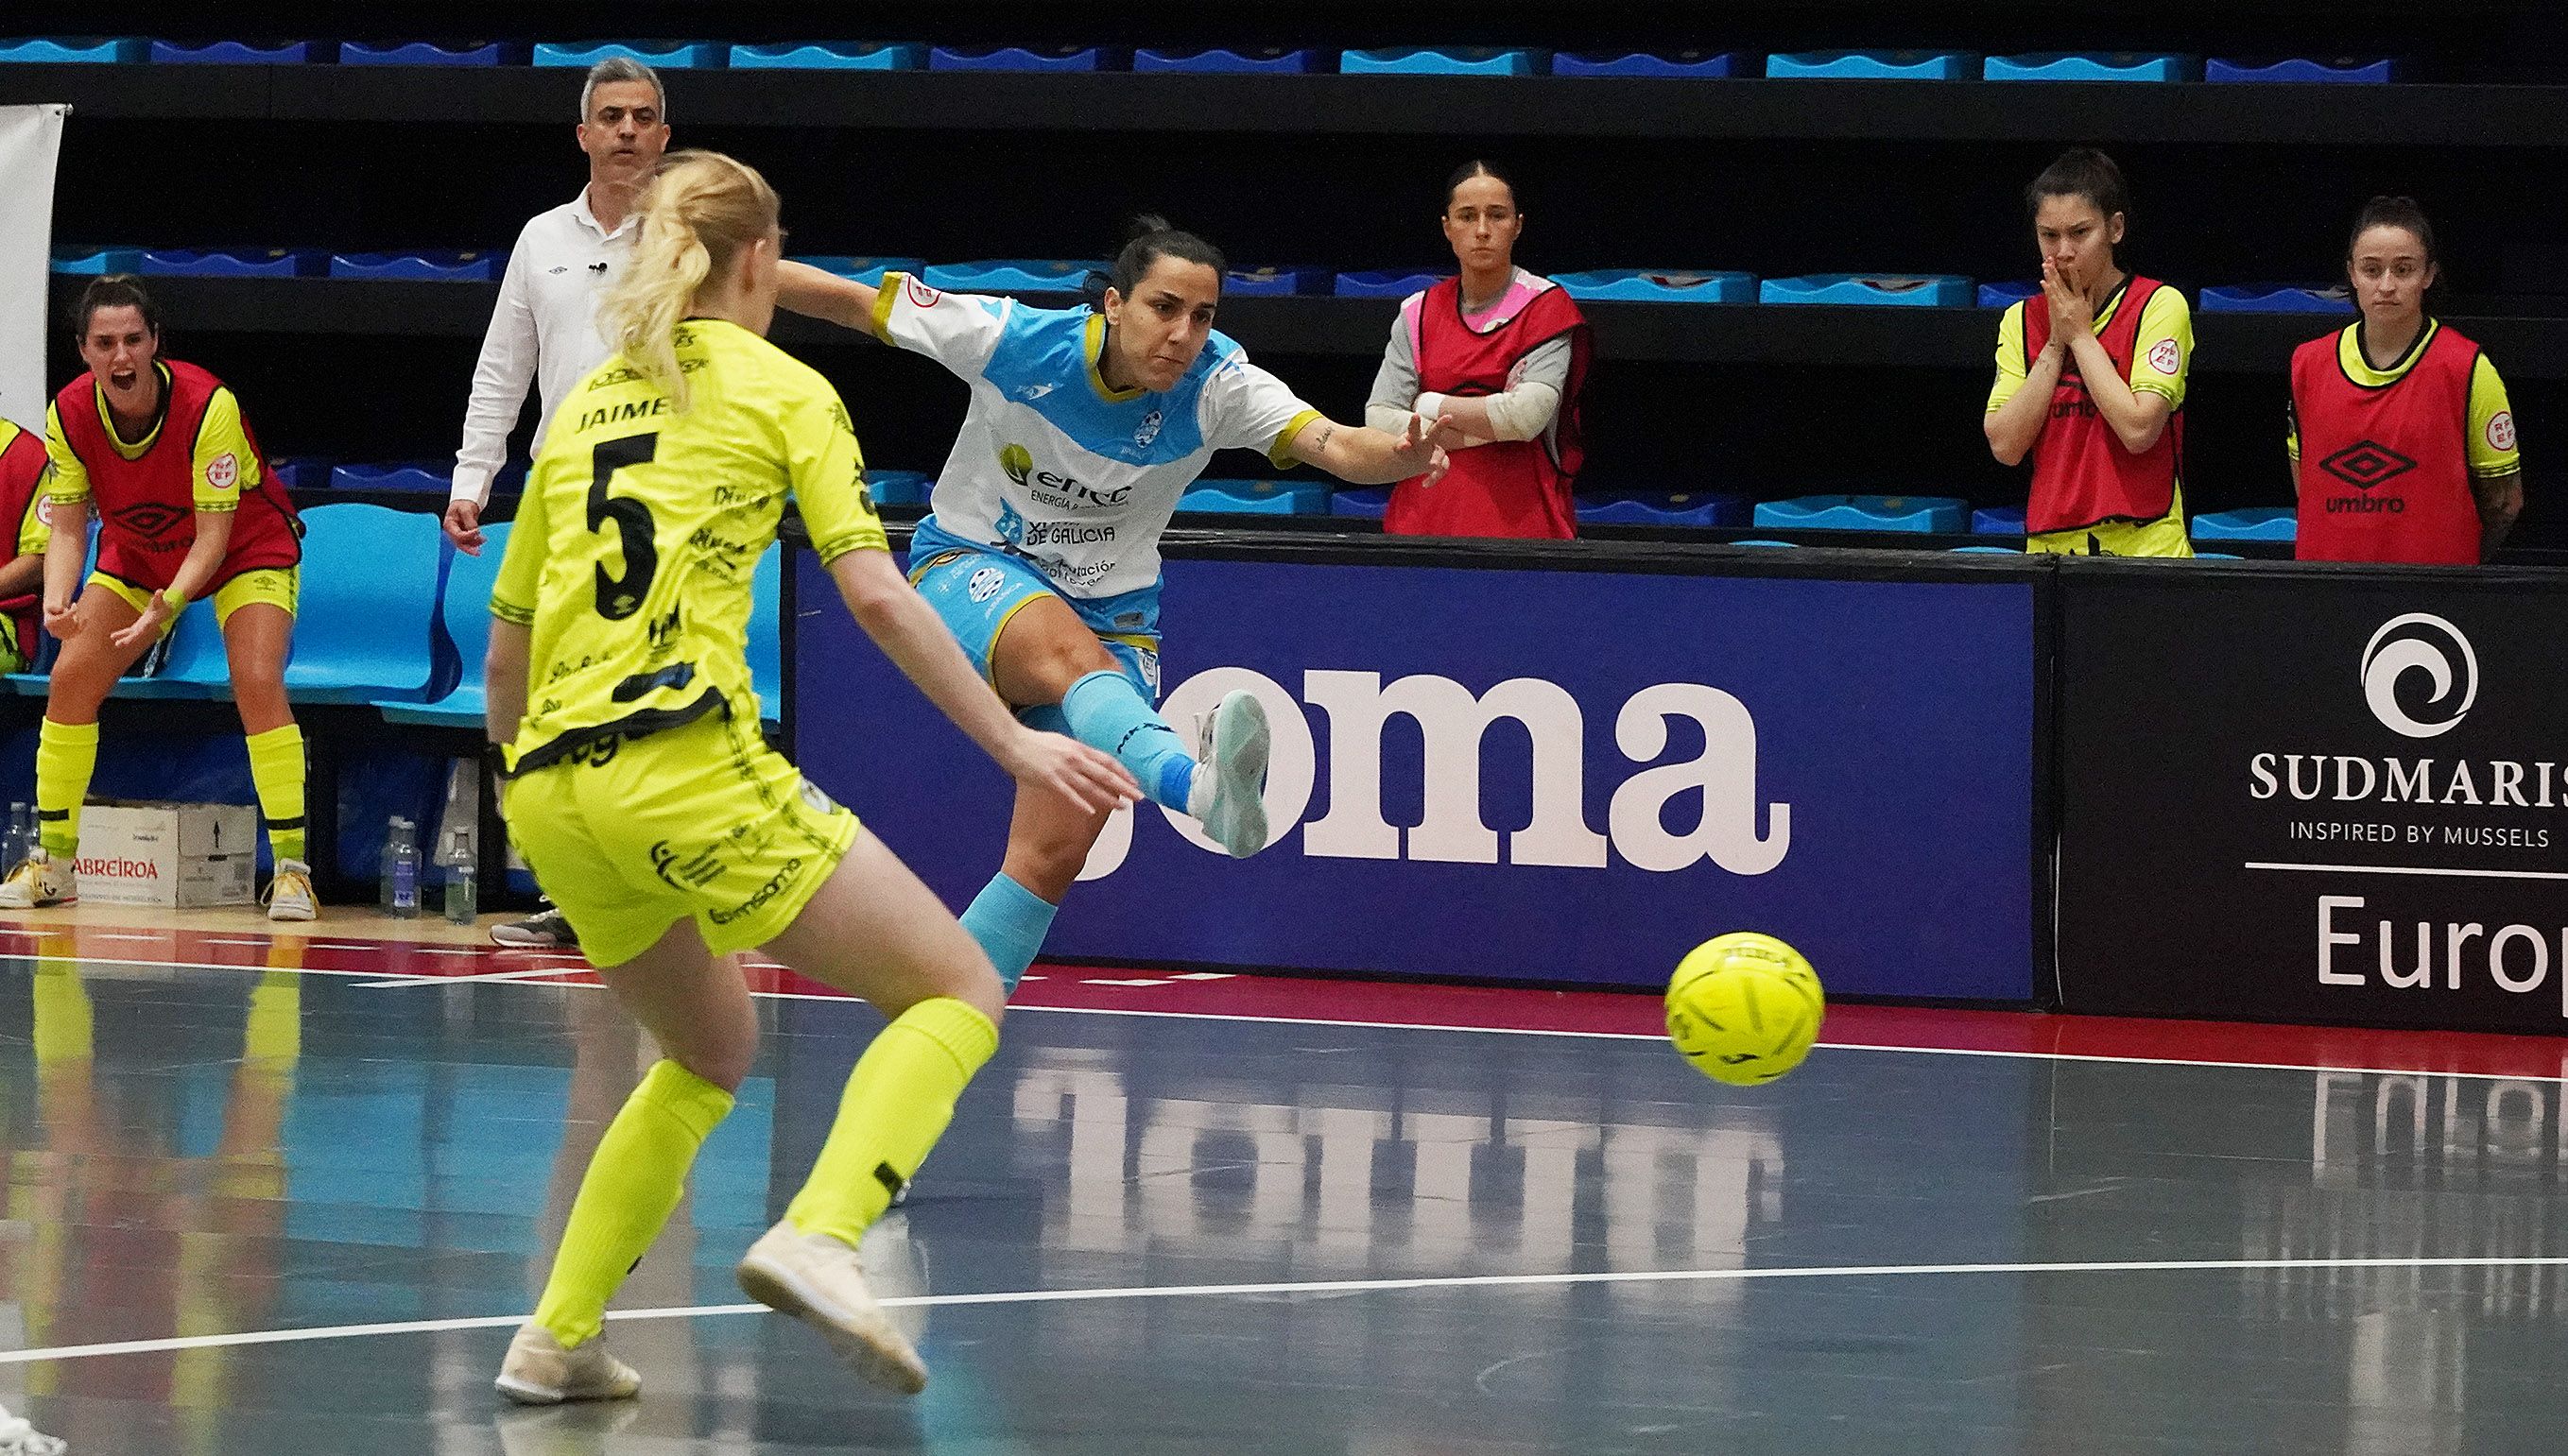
[492,318,888,773]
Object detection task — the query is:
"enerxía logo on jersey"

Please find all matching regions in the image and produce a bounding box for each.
[2362,613,2476,739]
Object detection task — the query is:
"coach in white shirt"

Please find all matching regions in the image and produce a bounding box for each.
[445,58,670,554]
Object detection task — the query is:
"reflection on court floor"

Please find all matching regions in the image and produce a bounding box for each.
[2,930,2566,1453]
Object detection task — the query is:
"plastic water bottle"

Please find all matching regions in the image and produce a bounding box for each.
[387,817,422,917]
[445,862,478,926]
[441,823,477,926]
[380,816,407,912]
[5,802,26,868]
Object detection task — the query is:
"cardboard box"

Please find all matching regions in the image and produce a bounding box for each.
[74,800,258,908]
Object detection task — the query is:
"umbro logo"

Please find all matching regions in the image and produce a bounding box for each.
[547,266,569,275]
[2320,440,2417,490]
[1019,383,1057,401]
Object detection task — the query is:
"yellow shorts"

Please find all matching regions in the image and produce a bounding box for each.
[499,709,860,968]
[91,567,301,636]
[2025,487,2195,558]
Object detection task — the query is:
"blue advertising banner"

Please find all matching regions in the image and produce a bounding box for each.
[793,549,2038,999]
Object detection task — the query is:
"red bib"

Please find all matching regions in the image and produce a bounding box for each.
[0,422,44,650]
[1384,276,1590,540]
[2291,321,2484,565]
[52,359,300,593]
[2022,276,2184,536]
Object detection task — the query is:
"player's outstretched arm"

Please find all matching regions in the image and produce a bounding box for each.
[776,261,883,334]
[1286,411,1463,487]
[823,548,1137,814]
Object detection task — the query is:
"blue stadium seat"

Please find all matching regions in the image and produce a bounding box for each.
[1972,505,2027,535]
[378,522,510,729]
[1752,494,1969,533]
[1340,47,1542,77]
[110,593,233,701]
[1192,479,1327,513]
[867,470,935,506]
[283,505,447,703]
[1332,487,1392,520]
[749,543,783,727]
[1177,486,1312,515]
[2191,507,2299,543]
[1577,492,1751,528]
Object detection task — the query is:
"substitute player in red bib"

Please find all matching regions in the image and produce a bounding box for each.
[2291,197,2521,564]
[0,416,50,672]
[1984,149,2194,557]
[1370,161,1590,539]
[2,277,313,918]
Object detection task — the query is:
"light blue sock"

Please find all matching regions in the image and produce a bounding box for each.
[960,874,1059,995]
[1060,669,1194,811]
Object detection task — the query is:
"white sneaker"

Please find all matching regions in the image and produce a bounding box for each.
[0,1400,63,1456]
[0,851,76,910]
[1185,690,1272,859]
[265,858,318,922]
[493,1323,642,1406]
[735,1221,928,1395]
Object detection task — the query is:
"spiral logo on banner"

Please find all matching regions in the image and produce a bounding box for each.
[2360,612,2478,739]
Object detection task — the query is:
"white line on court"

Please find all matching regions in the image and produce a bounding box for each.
[2249,860,2568,882]
[5,950,2559,1084]
[5,1255,2563,1367]
[353,965,586,990]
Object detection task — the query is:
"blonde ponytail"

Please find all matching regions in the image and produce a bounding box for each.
[595,149,780,413]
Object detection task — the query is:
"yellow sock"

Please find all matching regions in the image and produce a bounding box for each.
[244,724,307,863]
[784,998,997,1245]
[30,959,92,1068]
[34,718,98,859]
[532,1059,734,1349]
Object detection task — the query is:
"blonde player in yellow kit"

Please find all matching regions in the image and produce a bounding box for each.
[485,151,1135,1403]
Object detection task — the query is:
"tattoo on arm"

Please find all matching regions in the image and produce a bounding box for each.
[1308,423,1335,457]
[2473,472,2523,557]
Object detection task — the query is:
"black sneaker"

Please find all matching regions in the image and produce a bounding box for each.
[491,899,578,950]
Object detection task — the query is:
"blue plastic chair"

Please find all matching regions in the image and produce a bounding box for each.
[1335,270,1441,299]
[2201,285,2355,316]
[1752,495,1969,533]
[1341,47,1542,77]
[1767,50,1973,80]
[340,42,505,67]
[1972,505,2027,535]
[0,38,144,63]
[2192,507,2299,543]
[51,248,144,275]
[1225,266,1330,297]
[748,544,783,726]
[142,248,317,279]
[285,505,448,703]
[112,590,234,700]
[1759,274,1973,307]
[922,260,1092,293]
[1332,488,1392,520]
[333,463,452,493]
[1191,480,1327,514]
[379,522,510,729]
[2207,58,2398,84]
[1135,47,1317,75]
[1984,53,2194,82]
[150,40,311,64]
[1178,488,1303,516]
[1555,269,1754,302]
[1577,493,1751,528]
[867,471,935,507]
[730,43,921,70]
[534,41,720,68]
[929,46,1104,73]
[1555,51,1735,78]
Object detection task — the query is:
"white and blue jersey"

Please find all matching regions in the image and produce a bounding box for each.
[870,272,1321,601]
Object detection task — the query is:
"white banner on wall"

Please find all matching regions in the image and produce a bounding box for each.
[0,103,68,435]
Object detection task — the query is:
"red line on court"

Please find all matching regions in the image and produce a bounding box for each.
[6,917,2562,1080]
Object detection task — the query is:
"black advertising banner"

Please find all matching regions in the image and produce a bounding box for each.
[2058,564,2568,1030]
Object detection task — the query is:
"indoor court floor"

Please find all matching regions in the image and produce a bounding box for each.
[1,915,2565,1454]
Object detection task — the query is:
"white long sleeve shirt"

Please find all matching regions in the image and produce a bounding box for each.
[450,189,637,507]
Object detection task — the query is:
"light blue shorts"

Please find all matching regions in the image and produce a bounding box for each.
[905,518,1162,734]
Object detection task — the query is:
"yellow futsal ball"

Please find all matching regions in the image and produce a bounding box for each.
[1665,933,1825,1086]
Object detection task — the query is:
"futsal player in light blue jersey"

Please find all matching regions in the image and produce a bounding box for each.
[780,219,1457,995]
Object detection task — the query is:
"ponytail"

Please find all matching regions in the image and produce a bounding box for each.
[595,149,779,412]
